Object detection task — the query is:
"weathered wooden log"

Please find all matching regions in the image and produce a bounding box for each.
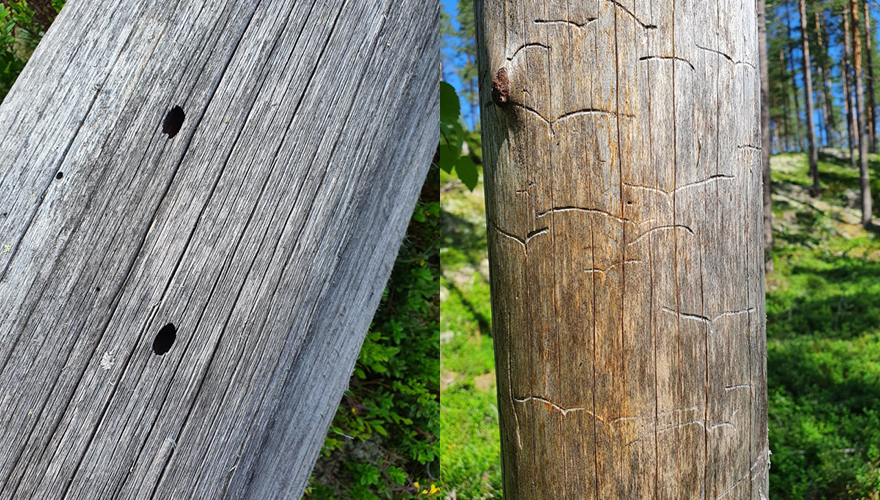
[476,0,769,497]
[0,0,437,498]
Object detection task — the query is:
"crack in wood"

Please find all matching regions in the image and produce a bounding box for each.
[537,206,626,223]
[489,218,548,251]
[506,42,551,61]
[512,396,605,420]
[554,108,636,122]
[605,0,657,29]
[724,383,751,392]
[505,332,522,450]
[695,43,757,69]
[708,409,739,432]
[507,102,635,130]
[714,472,748,500]
[626,224,694,246]
[661,306,756,335]
[624,174,735,199]
[534,18,597,29]
[639,55,696,72]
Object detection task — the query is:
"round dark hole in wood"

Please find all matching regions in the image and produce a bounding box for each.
[56,172,63,180]
[153,323,177,355]
[162,106,185,138]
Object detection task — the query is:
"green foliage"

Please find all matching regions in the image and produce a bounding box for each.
[438,152,500,498]
[439,81,480,191]
[307,167,440,499]
[765,150,880,498]
[0,0,63,100]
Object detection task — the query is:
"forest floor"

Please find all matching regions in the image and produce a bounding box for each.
[439,151,880,499]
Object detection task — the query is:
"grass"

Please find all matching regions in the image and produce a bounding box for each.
[440,151,880,499]
[439,169,502,499]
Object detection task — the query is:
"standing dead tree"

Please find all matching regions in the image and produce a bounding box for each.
[477,0,769,497]
[0,0,437,498]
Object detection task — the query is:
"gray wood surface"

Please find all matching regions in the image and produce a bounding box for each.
[0,0,438,498]
[476,0,768,498]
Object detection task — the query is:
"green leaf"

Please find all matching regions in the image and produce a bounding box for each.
[454,155,479,191]
[371,421,388,436]
[439,81,460,124]
[386,466,407,486]
[437,120,463,173]
[412,206,427,223]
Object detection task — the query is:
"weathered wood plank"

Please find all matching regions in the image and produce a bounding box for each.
[0,0,438,498]
[476,0,768,497]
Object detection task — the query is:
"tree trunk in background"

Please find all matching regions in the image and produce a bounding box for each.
[786,3,804,152]
[780,49,794,151]
[760,0,773,270]
[0,1,438,497]
[774,122,781,153]
[787,51,804,150]
[476,0,769,497]
[844,9,859,169]
[799,0,820,196]
[865,1,876,153]
[816,11,837,149]
[851,0,874,227]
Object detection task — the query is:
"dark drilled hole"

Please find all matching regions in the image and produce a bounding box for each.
[55,172,63,180]
[153,323,177,355]
[162,106,185,138]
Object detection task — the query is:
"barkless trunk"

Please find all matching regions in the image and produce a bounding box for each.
[476,0,769,497]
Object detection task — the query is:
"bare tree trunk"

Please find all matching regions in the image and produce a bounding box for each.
[788,54,804,150]
[799,0,820,195]
[781,49,793,151]
[760,0,773,270]
[815,11,837,148]
[0,0,438,497]
[844,9,859,168]
[865,0,877,152]
[851,0,874,227]
[476,0,769,497]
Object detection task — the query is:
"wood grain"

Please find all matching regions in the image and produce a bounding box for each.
[0,0,438,498]
[476,0,768,498]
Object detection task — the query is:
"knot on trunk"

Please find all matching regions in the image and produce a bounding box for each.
[492,67,510,106]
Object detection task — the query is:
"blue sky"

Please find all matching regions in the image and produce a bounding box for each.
[441,0,479,128]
